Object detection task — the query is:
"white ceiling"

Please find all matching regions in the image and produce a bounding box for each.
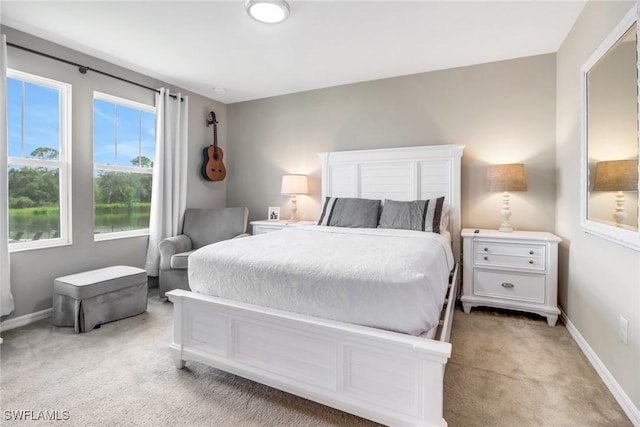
[1,1,587,104]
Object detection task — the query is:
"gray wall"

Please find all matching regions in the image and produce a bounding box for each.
[227,54,557,237]
[2,26,226,320]
[556,0,640,412]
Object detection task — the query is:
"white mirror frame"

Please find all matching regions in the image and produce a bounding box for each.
[580,2,640,251]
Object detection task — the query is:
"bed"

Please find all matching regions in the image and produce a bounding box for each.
[167,144,464,427]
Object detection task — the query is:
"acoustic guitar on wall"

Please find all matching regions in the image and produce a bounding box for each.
[201,111,226,181]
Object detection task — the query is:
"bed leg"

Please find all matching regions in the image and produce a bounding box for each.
[167,292,186,369]
[169,343,185,369]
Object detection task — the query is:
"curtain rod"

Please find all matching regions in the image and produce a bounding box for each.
[7,42,183,102]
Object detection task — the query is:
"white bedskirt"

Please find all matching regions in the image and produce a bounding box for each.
[188,226,453,336]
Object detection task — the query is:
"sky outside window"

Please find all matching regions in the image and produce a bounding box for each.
[93,99,116,165]
[93,99,155,166]
[7,78,60,159]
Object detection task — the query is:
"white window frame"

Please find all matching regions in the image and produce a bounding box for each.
[93,91,155,241]
[7,69,72,252]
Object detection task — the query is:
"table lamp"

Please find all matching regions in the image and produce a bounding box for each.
[593,159,638,226]
[281,174,308,221]
[487,163,528,232]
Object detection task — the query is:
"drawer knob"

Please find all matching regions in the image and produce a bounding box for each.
[483,247,488,252]
[484,256,488,261]
[529,250,534,255]
[501,283,514,288]
[529,260,534,264]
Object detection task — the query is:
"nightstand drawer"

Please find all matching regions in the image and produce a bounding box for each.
[473,252,545,270]
[253,226,282,235]
[475,242,545,258]
[251,220,316,235]
[474,270,545,303]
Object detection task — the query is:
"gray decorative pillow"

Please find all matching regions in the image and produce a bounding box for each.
[379,197,445,233]
[317,197,381,228]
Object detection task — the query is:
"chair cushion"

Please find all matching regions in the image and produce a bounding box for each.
[54,266,147,300]
[170,250,195,270]
[182,207,248,249]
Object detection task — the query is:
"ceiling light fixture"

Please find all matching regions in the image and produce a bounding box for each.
[245,0,290,24]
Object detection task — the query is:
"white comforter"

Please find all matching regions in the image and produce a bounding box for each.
[188,225,454,336]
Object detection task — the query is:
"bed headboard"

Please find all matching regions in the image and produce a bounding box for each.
[318,144,465,261]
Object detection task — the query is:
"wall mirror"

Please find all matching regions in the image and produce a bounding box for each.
[581,3,640,250]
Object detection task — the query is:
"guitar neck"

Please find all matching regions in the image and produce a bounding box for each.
[213,123,218,147]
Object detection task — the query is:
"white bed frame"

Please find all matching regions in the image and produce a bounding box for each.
[167,144,464,427]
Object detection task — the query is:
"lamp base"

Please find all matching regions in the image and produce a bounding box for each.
[613,191,626,226]
[499,223,514,233]
[289,195,298,222]
[498,191,513,233]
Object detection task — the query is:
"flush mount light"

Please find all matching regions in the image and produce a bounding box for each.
[245,0,290,24]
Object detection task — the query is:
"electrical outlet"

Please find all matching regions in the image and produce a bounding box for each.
[619,315,628,344]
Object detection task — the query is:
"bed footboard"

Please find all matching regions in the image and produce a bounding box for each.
[167,265,457,427]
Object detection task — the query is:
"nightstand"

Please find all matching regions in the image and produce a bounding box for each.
[461,229,561,326]
[250,220,316,235]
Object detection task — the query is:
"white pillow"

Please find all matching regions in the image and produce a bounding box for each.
[440,203,451,233]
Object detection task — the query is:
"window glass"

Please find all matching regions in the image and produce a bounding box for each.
[140,111,155,165]
[8,166,60,241]
[93,93,155,237]
[93,99,116,165]
[93,171,152,234]
[24,82,60,160]
[6,71,70,249]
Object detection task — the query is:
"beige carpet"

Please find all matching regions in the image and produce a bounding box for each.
[0,288,631,427]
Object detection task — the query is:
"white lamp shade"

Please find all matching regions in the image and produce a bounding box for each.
[281,174,308,195]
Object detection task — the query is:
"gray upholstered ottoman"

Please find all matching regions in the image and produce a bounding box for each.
[53,265,148,333]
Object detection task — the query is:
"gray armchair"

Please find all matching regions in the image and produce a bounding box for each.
[158,207,249,298]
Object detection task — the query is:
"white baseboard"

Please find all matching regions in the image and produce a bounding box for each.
[1,308,52,332]
[561,311,640,426]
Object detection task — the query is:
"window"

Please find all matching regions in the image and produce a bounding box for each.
[93,92,155,239]
[7,70,71,250]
